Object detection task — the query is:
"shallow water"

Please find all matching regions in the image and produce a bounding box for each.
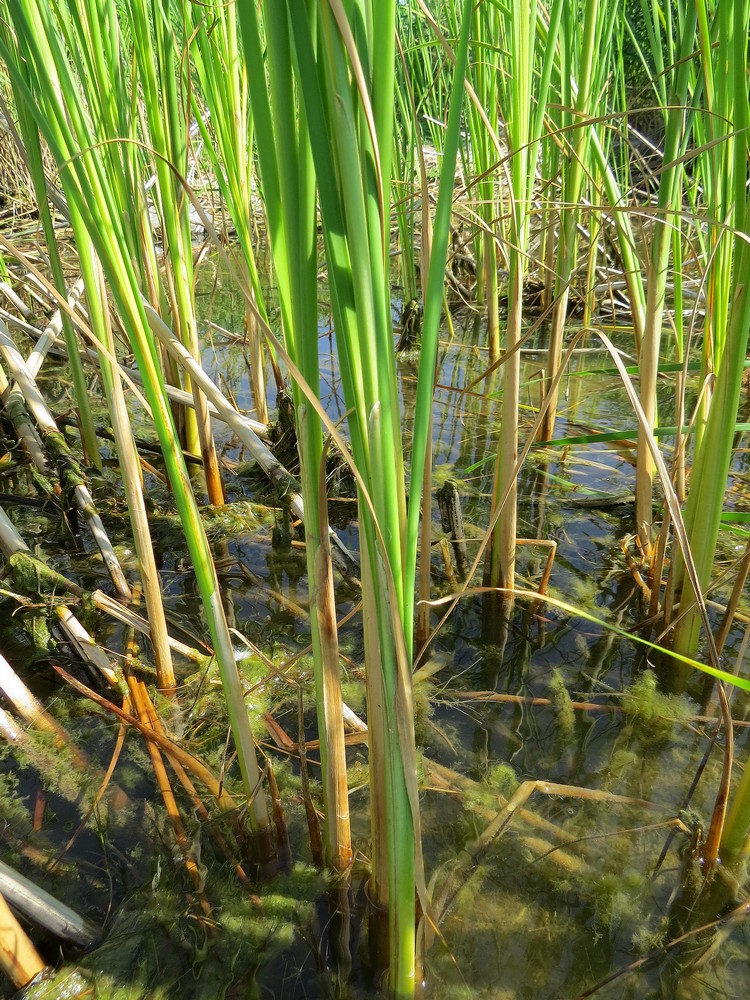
[1,266,749,999]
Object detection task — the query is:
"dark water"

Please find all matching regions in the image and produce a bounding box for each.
[1,270,749,999]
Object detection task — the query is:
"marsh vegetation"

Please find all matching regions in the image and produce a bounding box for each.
[0,1,749,997]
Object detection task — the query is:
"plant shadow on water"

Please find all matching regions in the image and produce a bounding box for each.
[2,263,749,999]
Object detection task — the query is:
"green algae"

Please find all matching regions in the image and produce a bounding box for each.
[621,669,694,745]
[548,667,575,745]
[485,762,518,799]
[340,675,366,715]
[7,729,88,806]
[412,676,436,746]
[45,431,87,481]
[179,649,274,758]
[0,766,33,841]
[67,863,325,1000]
[461,763,519,815]
[201,500,271,541]
[587,869,649,931]
[7,551,81,598]
[345,757,369,794]
[425,847,584,998]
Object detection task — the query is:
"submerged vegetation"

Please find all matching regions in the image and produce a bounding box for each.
[0,0,748,996]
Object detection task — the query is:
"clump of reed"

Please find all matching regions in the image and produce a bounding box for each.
[0,1,748,997]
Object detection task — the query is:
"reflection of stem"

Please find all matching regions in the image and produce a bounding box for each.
[297,687,324,870]
[127,671,215,927]
[715,538,750,655]
[428,766,662,937]
[577,892,750,999]
[702,676,733,868]
[328,883,353,989]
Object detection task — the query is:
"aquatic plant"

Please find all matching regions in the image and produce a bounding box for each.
[539,0,617,441]
[484,0,563,593]
[184,0,271,425]
[666,0,750,659]
[234,3,471,992]
[1,0,750,996]
[0,0,272,847]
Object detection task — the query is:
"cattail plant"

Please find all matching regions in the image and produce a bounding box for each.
[236,3,471,993]
[484,0,562,594]
[184,0,272,425]
[668,0,750,658]
[0,0,273,850]
[633,1,697,552]
[538,0,617,443]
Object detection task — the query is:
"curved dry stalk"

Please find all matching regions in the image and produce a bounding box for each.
[54,665,245,817]
[468,780,661,863]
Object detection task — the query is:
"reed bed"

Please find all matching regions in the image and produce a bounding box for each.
[0,1,747,997]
